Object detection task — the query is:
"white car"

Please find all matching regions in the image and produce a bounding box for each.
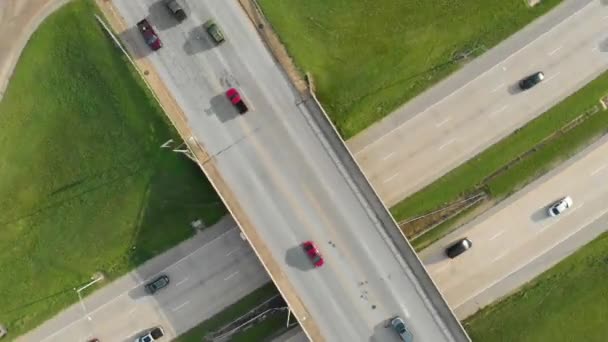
[548,196,573,217]
[134,327,164,342]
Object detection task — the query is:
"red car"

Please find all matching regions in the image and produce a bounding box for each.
[137,19,162,51]
[302,241,324,267]
[225,88,248,114]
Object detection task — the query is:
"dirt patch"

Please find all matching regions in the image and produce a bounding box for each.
[399,192,487,238]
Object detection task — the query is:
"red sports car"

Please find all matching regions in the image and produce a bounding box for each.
[302,241,324,267]
[225,88,248,114]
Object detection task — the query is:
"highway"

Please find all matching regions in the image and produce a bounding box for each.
[108,0,468,341]
[421,134,608,319]
[18,218,269,342]
[350,0,605,206]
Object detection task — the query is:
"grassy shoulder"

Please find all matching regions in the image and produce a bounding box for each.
[0,0,224,337]
[174,283,279,342]
[390,66,608,251]
[464,231,608,341]
[258,0,562,138]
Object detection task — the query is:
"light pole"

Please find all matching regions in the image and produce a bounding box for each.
[75,273,104,321]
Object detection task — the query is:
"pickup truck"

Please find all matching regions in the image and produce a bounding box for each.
[226,88,248,114]
[134,327,164,342]
[203,19,225,44]
[137,19,162,51]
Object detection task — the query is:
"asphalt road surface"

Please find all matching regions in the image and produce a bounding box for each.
[421,134,608,319]
[111,0,465,341]
[18,218,269,342]
[350,0,606,207]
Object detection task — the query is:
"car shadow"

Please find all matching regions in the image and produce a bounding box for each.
[598,37,608,53]
[118,25,152,60]
[147,0,184,31]
[507,83,522,95]
[285,246,314,271]
[530,205,549,222]
[369,318,399,342]
[127,280,149,301]
[207,93,240,122]
[183,27,214,55]
[421,246,448,266]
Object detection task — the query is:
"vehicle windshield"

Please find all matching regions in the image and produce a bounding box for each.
[146,36,158,44]
[312,255,322,264]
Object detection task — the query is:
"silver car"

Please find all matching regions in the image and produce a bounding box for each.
[548,196,573,217]
[390,316,414,342]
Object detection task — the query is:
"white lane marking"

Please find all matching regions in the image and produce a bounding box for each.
[438,139,455,151]
[545,72,561,83]
[353,0,593,156]
[592,46,599,52]
[590,164,606,176]
[224,271,239,281]
[382,152,395,161]
[454,203,608,309]
[490,83,504,93]
[436,117,451,127]
[172,301,190,312]
[383,172,400,183]
[433,263,450,273]
[128,307,137,315]
[502,66,507,71]
[488,230,504,241]
[548,46,562,56]
[226,248,240,256]
[491,251,509,263]
[489,105,508,117]
[39,227,240,342]
[175,277,189,287]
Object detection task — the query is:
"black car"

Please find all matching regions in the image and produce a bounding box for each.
[445,238,472,258]
[165,0,187,22]
[518,71,544,90]
[145,275,170,294]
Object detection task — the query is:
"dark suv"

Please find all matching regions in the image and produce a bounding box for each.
[145,275,170,294]
[518,71,544,90]
[165,0,187,21]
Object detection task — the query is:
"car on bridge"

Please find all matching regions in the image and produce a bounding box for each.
[137,19,162,51]
[165,0,187,22]
[204,19,225,44]
[302,241,324,267]
[226,88,248,114]
[390,316,414,342]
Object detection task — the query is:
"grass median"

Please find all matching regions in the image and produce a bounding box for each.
[0,0,225,338]
[463,231,608,341]
[391,68,608,251]
[258,0,562,138]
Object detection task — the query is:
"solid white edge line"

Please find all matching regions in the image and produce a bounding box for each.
[354,1,595,156]
[454,203,608,309]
